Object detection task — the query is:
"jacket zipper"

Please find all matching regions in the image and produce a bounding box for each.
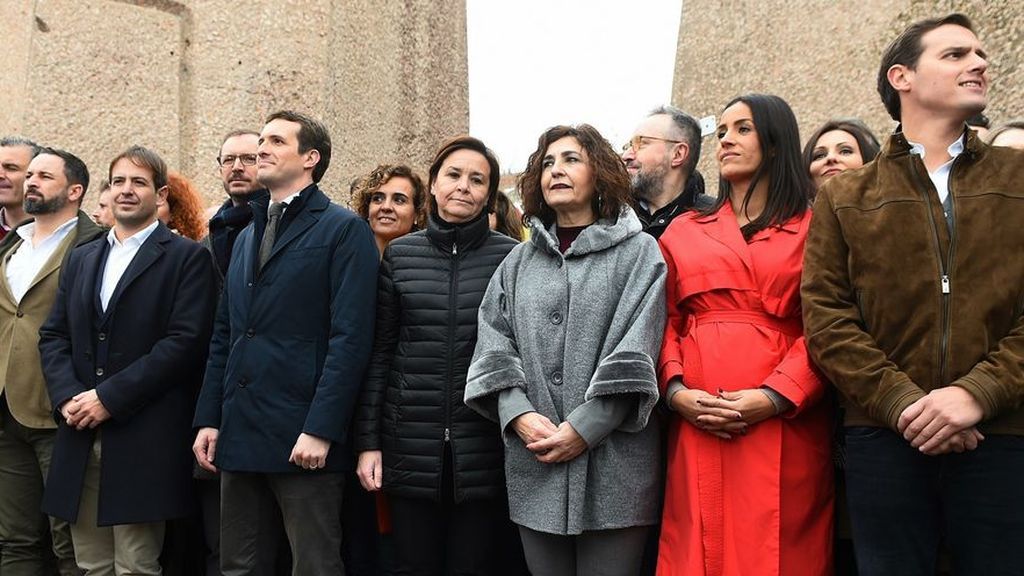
[911,155,958,386]
[441,238,459,502]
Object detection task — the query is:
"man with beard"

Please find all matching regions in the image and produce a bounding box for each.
[39,146,217,575]
[622,106,712,239]
[0,137,40,240]
[0,148,103,576]
[204,130,267,278]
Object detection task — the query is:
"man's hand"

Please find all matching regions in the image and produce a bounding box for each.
[526,421,588,463]
[511,412,558,446]
[357,450,383,491]
[193,427,219,473]
[925,426,985,456]
[66,390,111,430]
[288,433,331,470]
[669,387,746,440]
[898,386,985,453]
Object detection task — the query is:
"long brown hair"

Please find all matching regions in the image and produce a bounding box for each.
[518,124,632,226]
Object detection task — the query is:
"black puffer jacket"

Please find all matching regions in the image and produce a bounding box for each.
[356,211,518,502]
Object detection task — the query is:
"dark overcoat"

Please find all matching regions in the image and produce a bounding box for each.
[193,184,379,473]
[39,222,218,524]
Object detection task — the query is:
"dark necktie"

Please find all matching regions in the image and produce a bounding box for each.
[259,202,286,271]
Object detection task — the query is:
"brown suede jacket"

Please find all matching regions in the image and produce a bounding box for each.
[802,128,1024,435]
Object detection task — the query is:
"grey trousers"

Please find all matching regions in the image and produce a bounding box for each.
[518,525,649,576]
[0,396,80,576]
[220,470,344,576]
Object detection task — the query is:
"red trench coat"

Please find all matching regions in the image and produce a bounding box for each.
[656,204,833,576]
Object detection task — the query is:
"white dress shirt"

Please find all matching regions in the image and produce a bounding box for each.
[908,135,965,205]
[4,217,78,303]
[100,220,160,312]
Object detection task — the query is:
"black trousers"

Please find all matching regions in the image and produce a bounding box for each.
[387,448,516,576]
[220,471,345,576]
[845,427,1024,576]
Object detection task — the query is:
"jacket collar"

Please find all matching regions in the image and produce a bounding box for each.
[529,206,643,258]
[426,210,491,253]
[884,124,985,162]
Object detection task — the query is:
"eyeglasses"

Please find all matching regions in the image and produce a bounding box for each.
[218,154,258,168]
[622,135,682,153]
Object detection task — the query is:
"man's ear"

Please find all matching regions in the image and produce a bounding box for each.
[66,183,85,205]
[888,64,912,94]
[303,149,321,171]
[155,185,169,206]
[670,142,691,170]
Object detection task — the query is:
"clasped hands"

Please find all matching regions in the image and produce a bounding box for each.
[60,389,111,430]
[897,386,985,456]
[668,380,776,440]
[511,412,587,464]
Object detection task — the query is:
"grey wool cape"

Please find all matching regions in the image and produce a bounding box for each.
[465,207,666,535]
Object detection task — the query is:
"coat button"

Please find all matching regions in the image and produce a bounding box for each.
[551,371,563,385]
[238,377,248,388]
[15,310,23,318]
[550,311,562,325]
[246,329,255,338]
[95,368,104,377]
[98,332,107,341]
[247,282,253,288]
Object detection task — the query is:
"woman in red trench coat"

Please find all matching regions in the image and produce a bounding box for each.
[657,94,833,576]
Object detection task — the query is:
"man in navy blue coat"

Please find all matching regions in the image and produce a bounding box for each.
[39,146,218,574]
[193,110,378,575]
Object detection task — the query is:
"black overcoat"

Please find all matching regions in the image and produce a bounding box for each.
[39,223,218,525]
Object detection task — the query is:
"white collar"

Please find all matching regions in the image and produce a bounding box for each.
[16,216,78,243]
[106,219,160,248]
[907,134,965,162]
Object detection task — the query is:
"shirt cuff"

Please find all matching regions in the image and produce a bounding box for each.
[565,396,633,448]
[760,386,795,415]
[498,387,536,432]
[665,380,687,411]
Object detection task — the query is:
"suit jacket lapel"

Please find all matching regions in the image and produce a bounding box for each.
[103,226,169,317]
[20,227,78,299]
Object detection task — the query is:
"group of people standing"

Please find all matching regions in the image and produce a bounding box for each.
[0,11,1022,576]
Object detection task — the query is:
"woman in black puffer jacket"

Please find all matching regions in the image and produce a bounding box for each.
[355,136,521,576]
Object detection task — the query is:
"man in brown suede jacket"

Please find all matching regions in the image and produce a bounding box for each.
[802,13,1024,576]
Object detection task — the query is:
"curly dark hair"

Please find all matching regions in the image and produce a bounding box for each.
[518,124,633,226]
[350,164,427,231]
[164,171,207,241]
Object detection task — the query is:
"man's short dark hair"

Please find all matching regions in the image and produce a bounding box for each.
[265,111,332,183]
[877,13,975,122]
[37,147,90,197]
[648,105,702,176]
[0,136,41,157]
[109,146,168,191]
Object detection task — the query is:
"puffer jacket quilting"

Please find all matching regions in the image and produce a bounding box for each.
[356,211,518,502]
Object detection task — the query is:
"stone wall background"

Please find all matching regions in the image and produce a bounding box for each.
[673,1,1023,190]
[0,0,469,208]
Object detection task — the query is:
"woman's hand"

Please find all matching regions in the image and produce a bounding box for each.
[670,387,747,439]
[511,411,558,446]
[699,389,777,429]
[526,422,588,463]
[356,450,384,491]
